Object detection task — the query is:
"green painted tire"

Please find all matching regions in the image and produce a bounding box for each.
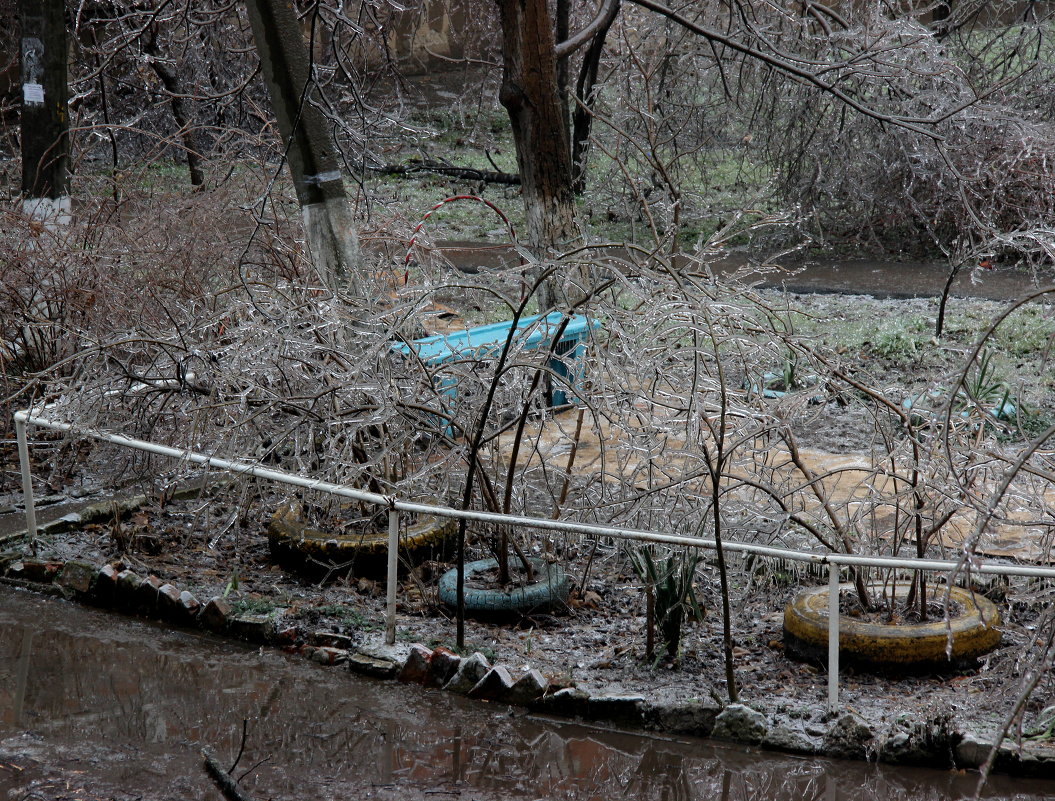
[783,582,1002,673]
[438,557,570,619]
[268,502,455,580]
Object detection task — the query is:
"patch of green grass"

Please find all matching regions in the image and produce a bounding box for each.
[368,171,525,240]
[991,307,1055,357]
[575,144,775,249]
[796,309,935,363]
[406,104,510,148]
[870,316,932,360]
[296,602,377,630]
[1017,409,1055,441]
[79,160,196,196]
[230,597,278,616]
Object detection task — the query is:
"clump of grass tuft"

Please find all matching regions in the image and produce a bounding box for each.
[870,316,931,361]
[296,603,376,630]
[992,306,1055,358]
[230,597,278,616]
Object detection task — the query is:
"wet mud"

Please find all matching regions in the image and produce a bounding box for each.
[1,586,1052,800]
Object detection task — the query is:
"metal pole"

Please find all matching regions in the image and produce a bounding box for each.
[827,563,840,714]
[385,507,398,646]
[15,418,37,540]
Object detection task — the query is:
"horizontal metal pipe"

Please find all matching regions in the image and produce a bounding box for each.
[16,407,1055,581]
[15,409,392,505]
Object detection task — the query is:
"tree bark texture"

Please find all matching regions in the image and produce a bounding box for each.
[244,0,360,290]
[495,0,581,310]
[571,2,618,194]
[555,0,572,133]
[145,27,206,188]
[19,0,70,218]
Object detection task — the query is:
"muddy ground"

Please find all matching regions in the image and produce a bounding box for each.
[3,288,1055,777]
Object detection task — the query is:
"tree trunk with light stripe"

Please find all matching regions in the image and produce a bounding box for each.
[495,0,583,311]
[243,0,360,292]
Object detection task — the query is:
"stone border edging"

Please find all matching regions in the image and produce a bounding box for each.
[1,551,1053,779]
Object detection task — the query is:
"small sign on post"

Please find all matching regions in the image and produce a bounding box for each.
[22,83,44,105]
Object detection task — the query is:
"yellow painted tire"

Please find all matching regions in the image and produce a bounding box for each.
[783,582,1002,673]
[268,502,455,580]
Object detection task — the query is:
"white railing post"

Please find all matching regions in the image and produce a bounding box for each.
[385,505,399,646]
[827,561,841,714]
[15,416,38,541]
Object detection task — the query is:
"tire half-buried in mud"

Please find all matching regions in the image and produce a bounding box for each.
[438,557,570,620]
[783,582,1002,674]
[268,502,455,580]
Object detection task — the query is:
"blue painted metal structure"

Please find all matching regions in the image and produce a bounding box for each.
[391,312,600,408]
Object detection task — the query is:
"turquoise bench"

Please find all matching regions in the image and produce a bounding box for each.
[392,312,599,409]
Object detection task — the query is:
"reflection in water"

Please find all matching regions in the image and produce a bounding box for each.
[12,629,31,727]
[0,588,1051,800]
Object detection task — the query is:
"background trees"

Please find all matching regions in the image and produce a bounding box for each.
[5,1,1054,269]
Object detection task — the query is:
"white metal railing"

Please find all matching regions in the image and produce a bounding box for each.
[14,404,1055,712]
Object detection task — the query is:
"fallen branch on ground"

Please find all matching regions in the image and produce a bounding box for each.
[372,159,521,185]
[202,746,253,801]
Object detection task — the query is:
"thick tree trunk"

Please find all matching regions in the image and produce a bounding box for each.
[555,0,571,131]
[19,0,70,225]
[244,0,360,292]
[495,0,581,310]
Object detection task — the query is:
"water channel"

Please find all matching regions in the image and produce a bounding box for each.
[2,587,1053,800]
[434,242,1053,302]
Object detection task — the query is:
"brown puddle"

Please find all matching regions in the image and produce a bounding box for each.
[433,242,1050,301]
[0,586,1051,800]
